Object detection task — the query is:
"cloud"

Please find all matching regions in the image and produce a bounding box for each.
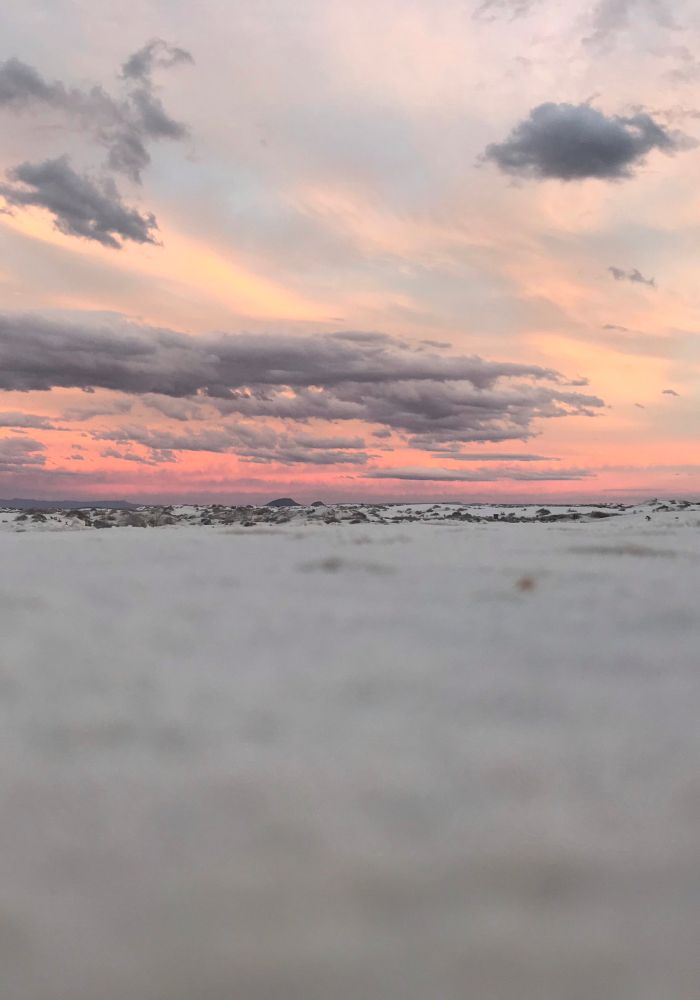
[237,432,370,466]
[483,103,684,181]
[121,39,194,82]
[221,377,604,445]
[0,312,604,449]
[96,426,247,453]
[0,436,46,472]
[240,447,369,466]
[584,0,678,51]
[0,41,191,247]
[100,446,151,463]
[0,43,191,184]
[289,433,366,450]
[100,446,173,465]
[142,396,210,422]
[62,398,133,421]
[366,466,592,482]
[96,423,370,466]
[0,157,159,248]
[0,57,60,107]
[420,339,452,349]
[662,388,680,396]
[667,46,700,85]
[473,0,540,20]
[594,325,699,358]
[0,411,53,429]
[434,452,556,461]
[609,265,656,287]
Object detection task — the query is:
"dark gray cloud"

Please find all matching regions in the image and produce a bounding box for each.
[0,436,46,472]
[0,43,192,184]
[0,411,53,429]
[0,157,159,248]
[0,312,604,448]
[121,39,194,82]
[366,466,592,482]
[484,103,682,181]
[609,265,656,286]
[0,57,60,107]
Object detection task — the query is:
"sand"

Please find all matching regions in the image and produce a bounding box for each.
[1,500,699,999]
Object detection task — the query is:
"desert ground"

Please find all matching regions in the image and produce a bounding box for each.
[1,498,699,999]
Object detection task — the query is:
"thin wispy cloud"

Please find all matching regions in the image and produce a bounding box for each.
[584,0,678,51]
[0,411,53,429]
[366,467,592,482]
[473,0,540,21]
[608,266,656,287]
[434,452,556,462]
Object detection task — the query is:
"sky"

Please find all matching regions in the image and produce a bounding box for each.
[0,0,698,503]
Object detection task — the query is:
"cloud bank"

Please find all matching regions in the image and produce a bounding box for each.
[0,313,604,454]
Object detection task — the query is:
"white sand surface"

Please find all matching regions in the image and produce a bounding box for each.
[1,503,700,998]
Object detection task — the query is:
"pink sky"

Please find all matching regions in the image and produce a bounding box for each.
[0,0,698,502]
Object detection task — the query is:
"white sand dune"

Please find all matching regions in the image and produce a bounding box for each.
[1,501,699,999]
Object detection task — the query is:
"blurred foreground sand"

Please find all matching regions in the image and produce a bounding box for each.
[1,508,700,998]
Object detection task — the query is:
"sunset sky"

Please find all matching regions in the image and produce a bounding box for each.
[0,0,698,502]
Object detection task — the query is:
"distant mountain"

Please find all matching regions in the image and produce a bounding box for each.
[0,498,138,511]
[266,497,301,507]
